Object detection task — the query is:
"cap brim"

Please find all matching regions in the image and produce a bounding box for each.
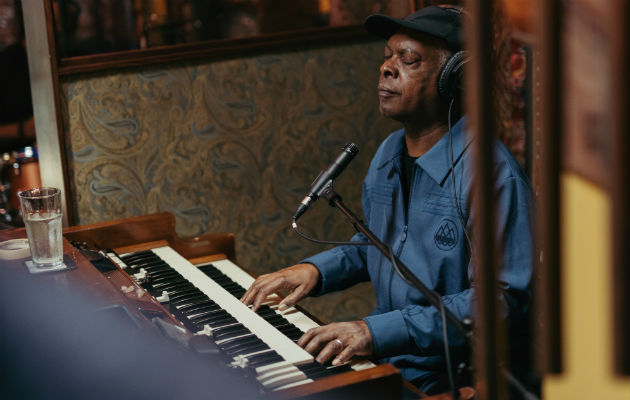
[364,14,413,39]
[364,11,463,49]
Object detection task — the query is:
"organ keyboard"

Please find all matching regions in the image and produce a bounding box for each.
[109,245,375,392]
[54,212,406,399]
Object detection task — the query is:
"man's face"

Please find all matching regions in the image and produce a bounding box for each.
[377,29,448,123]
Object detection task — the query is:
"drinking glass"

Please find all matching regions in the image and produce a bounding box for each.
[18,187,63,268]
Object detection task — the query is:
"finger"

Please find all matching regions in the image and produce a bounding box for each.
[251,286,274,311]
[332,346,354,366]
[315,340,342,365]
[297,326,320,348]
[240,285,257,305]
[278,283,309,310]
[248,277,282,311]
[303,329,336,355]
[240,275,269,304]
[241,283,265,307]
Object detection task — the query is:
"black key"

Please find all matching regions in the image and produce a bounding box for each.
[276,324,303,335]
[151,278,190,290]
[120,250,156,262]
[175,297,214,310]
[255,305,276,315]
[153,281,195,294]
[170,293,209,306]
[214,327,251,342]
[222,337,265,353]
[195,318,239,330]
[149,270,181,280]
[226,342,269,356]
[221,282,243,292]
[167,286,201,299]
[168,292,206,305]
[186,307,225,321]
[182,303,222,317]
[247,353,284,368]
[197,264,221,274]
[210,323,248,337]
[261,314,289,326]
[190,309,229,322]
[194,314,237,328]
[127,260,167,270]
[219,334,258,350]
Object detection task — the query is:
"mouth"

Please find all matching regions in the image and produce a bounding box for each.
[377,86,399,96]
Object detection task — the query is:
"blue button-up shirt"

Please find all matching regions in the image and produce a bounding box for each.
[303,117,533,390]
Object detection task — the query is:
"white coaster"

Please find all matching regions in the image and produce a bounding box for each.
[24,259,72,274]
[0,239,31,260]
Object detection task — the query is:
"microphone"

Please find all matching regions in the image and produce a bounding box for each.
[293,143,359,221]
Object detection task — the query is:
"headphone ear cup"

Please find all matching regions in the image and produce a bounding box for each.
[437,50,470,99]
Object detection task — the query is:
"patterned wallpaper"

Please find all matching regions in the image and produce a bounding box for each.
[60,40,400,323]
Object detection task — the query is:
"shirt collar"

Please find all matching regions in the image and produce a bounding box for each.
[375,117,472,185]
[416,116,472,185]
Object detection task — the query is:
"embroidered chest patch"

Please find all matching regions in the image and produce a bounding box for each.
[434,218,458,250]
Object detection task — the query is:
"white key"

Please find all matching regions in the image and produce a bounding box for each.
[258,369,309,390]
[273,378,315,391]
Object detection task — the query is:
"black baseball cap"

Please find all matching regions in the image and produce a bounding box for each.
[364,5,464,50]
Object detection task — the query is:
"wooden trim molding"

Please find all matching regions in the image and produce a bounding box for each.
[57,26,375,76]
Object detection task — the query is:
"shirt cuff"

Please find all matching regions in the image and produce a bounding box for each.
[301,251,341,296]
[363,310,411,358]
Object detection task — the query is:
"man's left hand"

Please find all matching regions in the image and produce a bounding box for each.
[297,321,373,366]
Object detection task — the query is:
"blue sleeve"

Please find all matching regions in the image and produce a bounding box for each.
[364,174,533,358]
[301,231,371,295]
[301,180,373,295]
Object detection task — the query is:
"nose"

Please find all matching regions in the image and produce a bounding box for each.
[380,58,397,79]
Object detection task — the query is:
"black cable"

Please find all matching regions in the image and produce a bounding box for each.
[291,220,371,246]
[448,97,476,267]
[292,203,459,398]
[385,245,458,400]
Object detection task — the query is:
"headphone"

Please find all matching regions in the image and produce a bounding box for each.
[437,50,470,99]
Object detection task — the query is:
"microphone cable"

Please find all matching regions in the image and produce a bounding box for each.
[448,97,476,267]
[384,244,460,400]
[291,219,371,246]
[293,218,459,399]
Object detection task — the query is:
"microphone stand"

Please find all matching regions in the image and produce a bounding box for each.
[315,185,472,399]
[312,184,540,400]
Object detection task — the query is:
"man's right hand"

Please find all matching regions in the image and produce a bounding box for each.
[240,263,321,312]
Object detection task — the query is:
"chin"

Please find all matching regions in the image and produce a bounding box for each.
[379,108,404,123]
[379,104,398,119]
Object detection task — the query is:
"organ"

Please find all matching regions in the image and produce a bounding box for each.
[1,212,418,399]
